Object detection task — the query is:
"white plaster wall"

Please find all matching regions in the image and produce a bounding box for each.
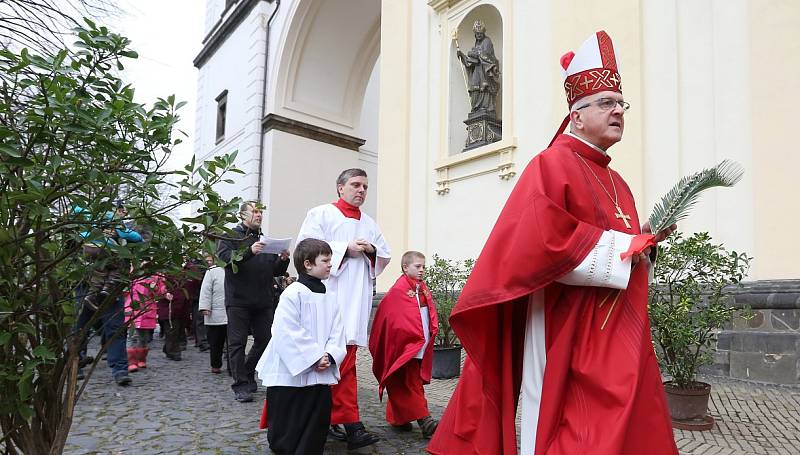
[750,0,800,280]
[264,0,298,115]
[406,2,435,256]
[261,129,364,239]
[642,0,755,272]
[267,0,380,136]
[355,60,380,219]
[194,2,272,203]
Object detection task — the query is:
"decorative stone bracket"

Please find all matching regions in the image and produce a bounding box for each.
[434,139,516,195]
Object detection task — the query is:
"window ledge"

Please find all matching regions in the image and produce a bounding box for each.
[434,137,517,195]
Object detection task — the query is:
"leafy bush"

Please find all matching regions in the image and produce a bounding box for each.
[425,254,474,347]
[0,20,241,454]
[649,232,751,388]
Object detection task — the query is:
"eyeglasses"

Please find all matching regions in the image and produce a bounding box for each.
[575,98,630,112]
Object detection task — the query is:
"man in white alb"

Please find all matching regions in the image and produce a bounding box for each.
[296,168,390,450]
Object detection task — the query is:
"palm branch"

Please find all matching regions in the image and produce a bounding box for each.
[648,160,744,234]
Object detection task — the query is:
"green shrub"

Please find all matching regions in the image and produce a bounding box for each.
[649,232,751,387]
[425,254,474,347]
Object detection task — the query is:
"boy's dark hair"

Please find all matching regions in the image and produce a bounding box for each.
[293,238,332,272]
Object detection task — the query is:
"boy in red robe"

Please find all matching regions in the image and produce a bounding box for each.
[369,251,439,439]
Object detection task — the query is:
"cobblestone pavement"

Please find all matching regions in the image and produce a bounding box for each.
[66,337,800,454]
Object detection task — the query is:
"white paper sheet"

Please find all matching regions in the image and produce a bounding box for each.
[258,236,292,254]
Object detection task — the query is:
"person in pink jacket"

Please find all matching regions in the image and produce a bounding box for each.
[125,274,171,371]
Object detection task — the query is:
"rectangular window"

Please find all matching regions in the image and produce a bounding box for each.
[215,89,228,144]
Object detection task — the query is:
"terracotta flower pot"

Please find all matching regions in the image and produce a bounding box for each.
[663,381,715,431]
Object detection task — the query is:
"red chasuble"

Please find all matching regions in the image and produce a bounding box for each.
[369,275,439,398]
[427,134,677,455]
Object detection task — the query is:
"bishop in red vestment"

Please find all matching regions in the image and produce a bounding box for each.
[427,31,678,455]
[369,251,440,438]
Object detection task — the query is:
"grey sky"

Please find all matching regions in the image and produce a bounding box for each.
[110,1,205,170]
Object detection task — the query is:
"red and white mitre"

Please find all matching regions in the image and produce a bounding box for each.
[560,30,622,108]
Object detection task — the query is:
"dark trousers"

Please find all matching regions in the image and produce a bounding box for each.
[206,324,227,369]
[267,385,332,455]
[192,299,208,346]
[160,318,184,357]
[226,305,272,393]
[75,292,127,378]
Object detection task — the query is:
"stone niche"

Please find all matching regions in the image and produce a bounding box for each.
[704,280,800,384]
[448,4,503,154]
[431,0,516,195]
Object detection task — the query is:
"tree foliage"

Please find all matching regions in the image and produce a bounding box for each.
[0,20,240,454]
[649,232,752,388]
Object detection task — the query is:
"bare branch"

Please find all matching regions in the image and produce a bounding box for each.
[0,0,120,54]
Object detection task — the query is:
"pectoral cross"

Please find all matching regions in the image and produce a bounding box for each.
[614,205,632,229]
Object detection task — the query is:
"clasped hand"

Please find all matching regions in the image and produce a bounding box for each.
[346,239,374,257]
[316,353,331,371]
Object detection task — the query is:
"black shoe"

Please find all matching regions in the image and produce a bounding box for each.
[344,423,379,450]
[77,368,85,381]
[328,424,347,442]
[418,415,439,439]
[391,422,413,432]
[114,373,131,387]
[166,353,182,361]
[198,343,210,352]
[247,381,258,393]
[78,355,94,368]
[234,391,253,403]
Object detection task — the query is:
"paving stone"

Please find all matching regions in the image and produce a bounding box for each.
[65,337,800,454]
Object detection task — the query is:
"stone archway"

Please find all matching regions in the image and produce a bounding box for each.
[262,0,381,237]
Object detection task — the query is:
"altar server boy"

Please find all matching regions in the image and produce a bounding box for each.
[255,238,346,454]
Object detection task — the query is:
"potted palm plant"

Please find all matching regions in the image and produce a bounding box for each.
[425,254,474,379]
[649,231,751,430]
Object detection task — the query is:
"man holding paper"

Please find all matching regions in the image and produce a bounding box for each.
[217,201,290,403]
[297,168,390,450]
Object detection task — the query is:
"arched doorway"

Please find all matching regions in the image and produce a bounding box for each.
[262,0,381,238]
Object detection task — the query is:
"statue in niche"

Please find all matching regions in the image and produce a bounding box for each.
[455,20,502,151]
[456,20,500,119]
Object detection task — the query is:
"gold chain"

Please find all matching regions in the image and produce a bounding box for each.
[574,152,620,207]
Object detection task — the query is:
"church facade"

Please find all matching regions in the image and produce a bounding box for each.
[194,0,800,383]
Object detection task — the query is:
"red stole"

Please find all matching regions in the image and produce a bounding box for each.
[332,198,361,220]
[369,274,438,399]
[427,134,677,455]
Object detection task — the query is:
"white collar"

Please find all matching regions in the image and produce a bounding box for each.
[566,132,608,155]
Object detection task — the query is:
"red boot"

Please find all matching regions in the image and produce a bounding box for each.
[137,347,149,369]
[127,348,139,373]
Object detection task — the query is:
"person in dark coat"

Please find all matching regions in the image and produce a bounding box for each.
[217,201,290,403]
